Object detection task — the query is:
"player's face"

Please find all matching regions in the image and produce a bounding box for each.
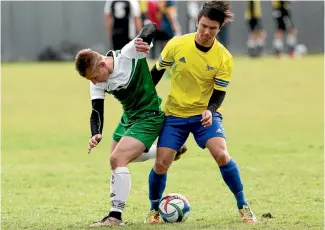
[87,62,109,84]
[197,16,220,45]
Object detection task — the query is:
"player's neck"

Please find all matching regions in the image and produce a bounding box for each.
[104,56,114,77]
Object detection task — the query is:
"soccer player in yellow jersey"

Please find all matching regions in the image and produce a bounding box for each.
[245,0,266,57]
[136,1,257,224]
[272,0,297,57]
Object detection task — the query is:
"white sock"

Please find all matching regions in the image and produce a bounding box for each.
[247,39,256,48]
[110,167,131,213]
[256,39,265,47]
[131,145,157,163]
[286,35,297,47]
[273,39,284,51]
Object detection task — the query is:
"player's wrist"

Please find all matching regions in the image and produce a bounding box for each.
[91,132,101,138]
[207,105,217,114]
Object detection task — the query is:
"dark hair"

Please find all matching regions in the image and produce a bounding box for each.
[198,1,234,27]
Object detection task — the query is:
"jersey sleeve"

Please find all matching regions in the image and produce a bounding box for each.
[90,82,105,100]
[214,55,233,92]
[155,38,176,70]
[121,38,147,59]
[130,0,141,17]
[104,0,112,14]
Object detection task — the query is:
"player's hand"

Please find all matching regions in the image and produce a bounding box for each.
[135,38,150,54]
[201,110,212,128]
[88,134,102,153]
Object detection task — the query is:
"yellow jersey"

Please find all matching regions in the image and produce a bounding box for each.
[139,0,148,14]
[245,0,262,19]
[272,1,289,9]
[156,33,233,118]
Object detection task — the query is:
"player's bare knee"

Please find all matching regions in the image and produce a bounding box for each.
[211,147,230,166]
[275,31,283,40]
[110,154,118,169]
[110,153,128,169]
[154,158,172,174]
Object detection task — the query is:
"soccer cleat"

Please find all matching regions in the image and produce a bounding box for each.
[89,215,125,227]
[239,205,257,223]
[174,145,187,161]
[144,210,161,224]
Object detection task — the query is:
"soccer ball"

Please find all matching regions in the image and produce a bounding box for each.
[158,193,190,223]
[295,44,308,56]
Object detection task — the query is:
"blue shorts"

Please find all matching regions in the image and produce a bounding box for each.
[157,112,226,151]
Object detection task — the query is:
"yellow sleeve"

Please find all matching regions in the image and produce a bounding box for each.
[155,38,175,70]
[214,55,233,92]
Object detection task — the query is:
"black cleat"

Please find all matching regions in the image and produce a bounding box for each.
[174,145,188,161]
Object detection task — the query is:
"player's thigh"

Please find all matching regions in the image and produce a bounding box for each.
[110,139,119,155]
[112,114,128,143]
[111,136,147,167]
[154,147,178,173]
[157,115,190,152]
[254,19,264,32]
[124,111,165,152]
[190,113,226,149]
[283,12,294,31]
[272,9,285,31]
[205,136,230,165]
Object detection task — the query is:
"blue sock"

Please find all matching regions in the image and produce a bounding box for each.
[148,168,167,211]
[219,159,248,209]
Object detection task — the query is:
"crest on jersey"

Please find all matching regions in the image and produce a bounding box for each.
[206,64,215,71]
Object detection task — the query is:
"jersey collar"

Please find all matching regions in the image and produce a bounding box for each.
[106,50,120,79]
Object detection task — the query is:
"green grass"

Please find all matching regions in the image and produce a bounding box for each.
[2,55,324,230]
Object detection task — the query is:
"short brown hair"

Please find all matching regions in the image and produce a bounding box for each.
[198,1,233,27]
[74,49,101,77]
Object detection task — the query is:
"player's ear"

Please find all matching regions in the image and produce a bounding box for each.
[98,61,106,68]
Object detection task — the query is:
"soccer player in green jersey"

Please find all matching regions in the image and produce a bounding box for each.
[74,23,186,227]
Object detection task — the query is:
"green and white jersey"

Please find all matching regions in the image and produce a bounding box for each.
[90,38,162,121]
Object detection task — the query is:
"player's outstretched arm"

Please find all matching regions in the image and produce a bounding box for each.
[122,23,157,59]
[138,22,157,44]
[88,99,104,153]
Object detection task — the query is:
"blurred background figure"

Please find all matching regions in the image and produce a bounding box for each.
[272,0,297,57]
[104,0,142,50]
[139,0,149,25]
[158,1,181,41]
[2,1,323,62]
[187,1,199,33]
[245,0,266,57]
[146,0,165,59]
[217,22,230,49]
[146,0,181,59]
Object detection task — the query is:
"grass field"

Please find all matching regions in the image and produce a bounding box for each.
[2,55,324,230]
